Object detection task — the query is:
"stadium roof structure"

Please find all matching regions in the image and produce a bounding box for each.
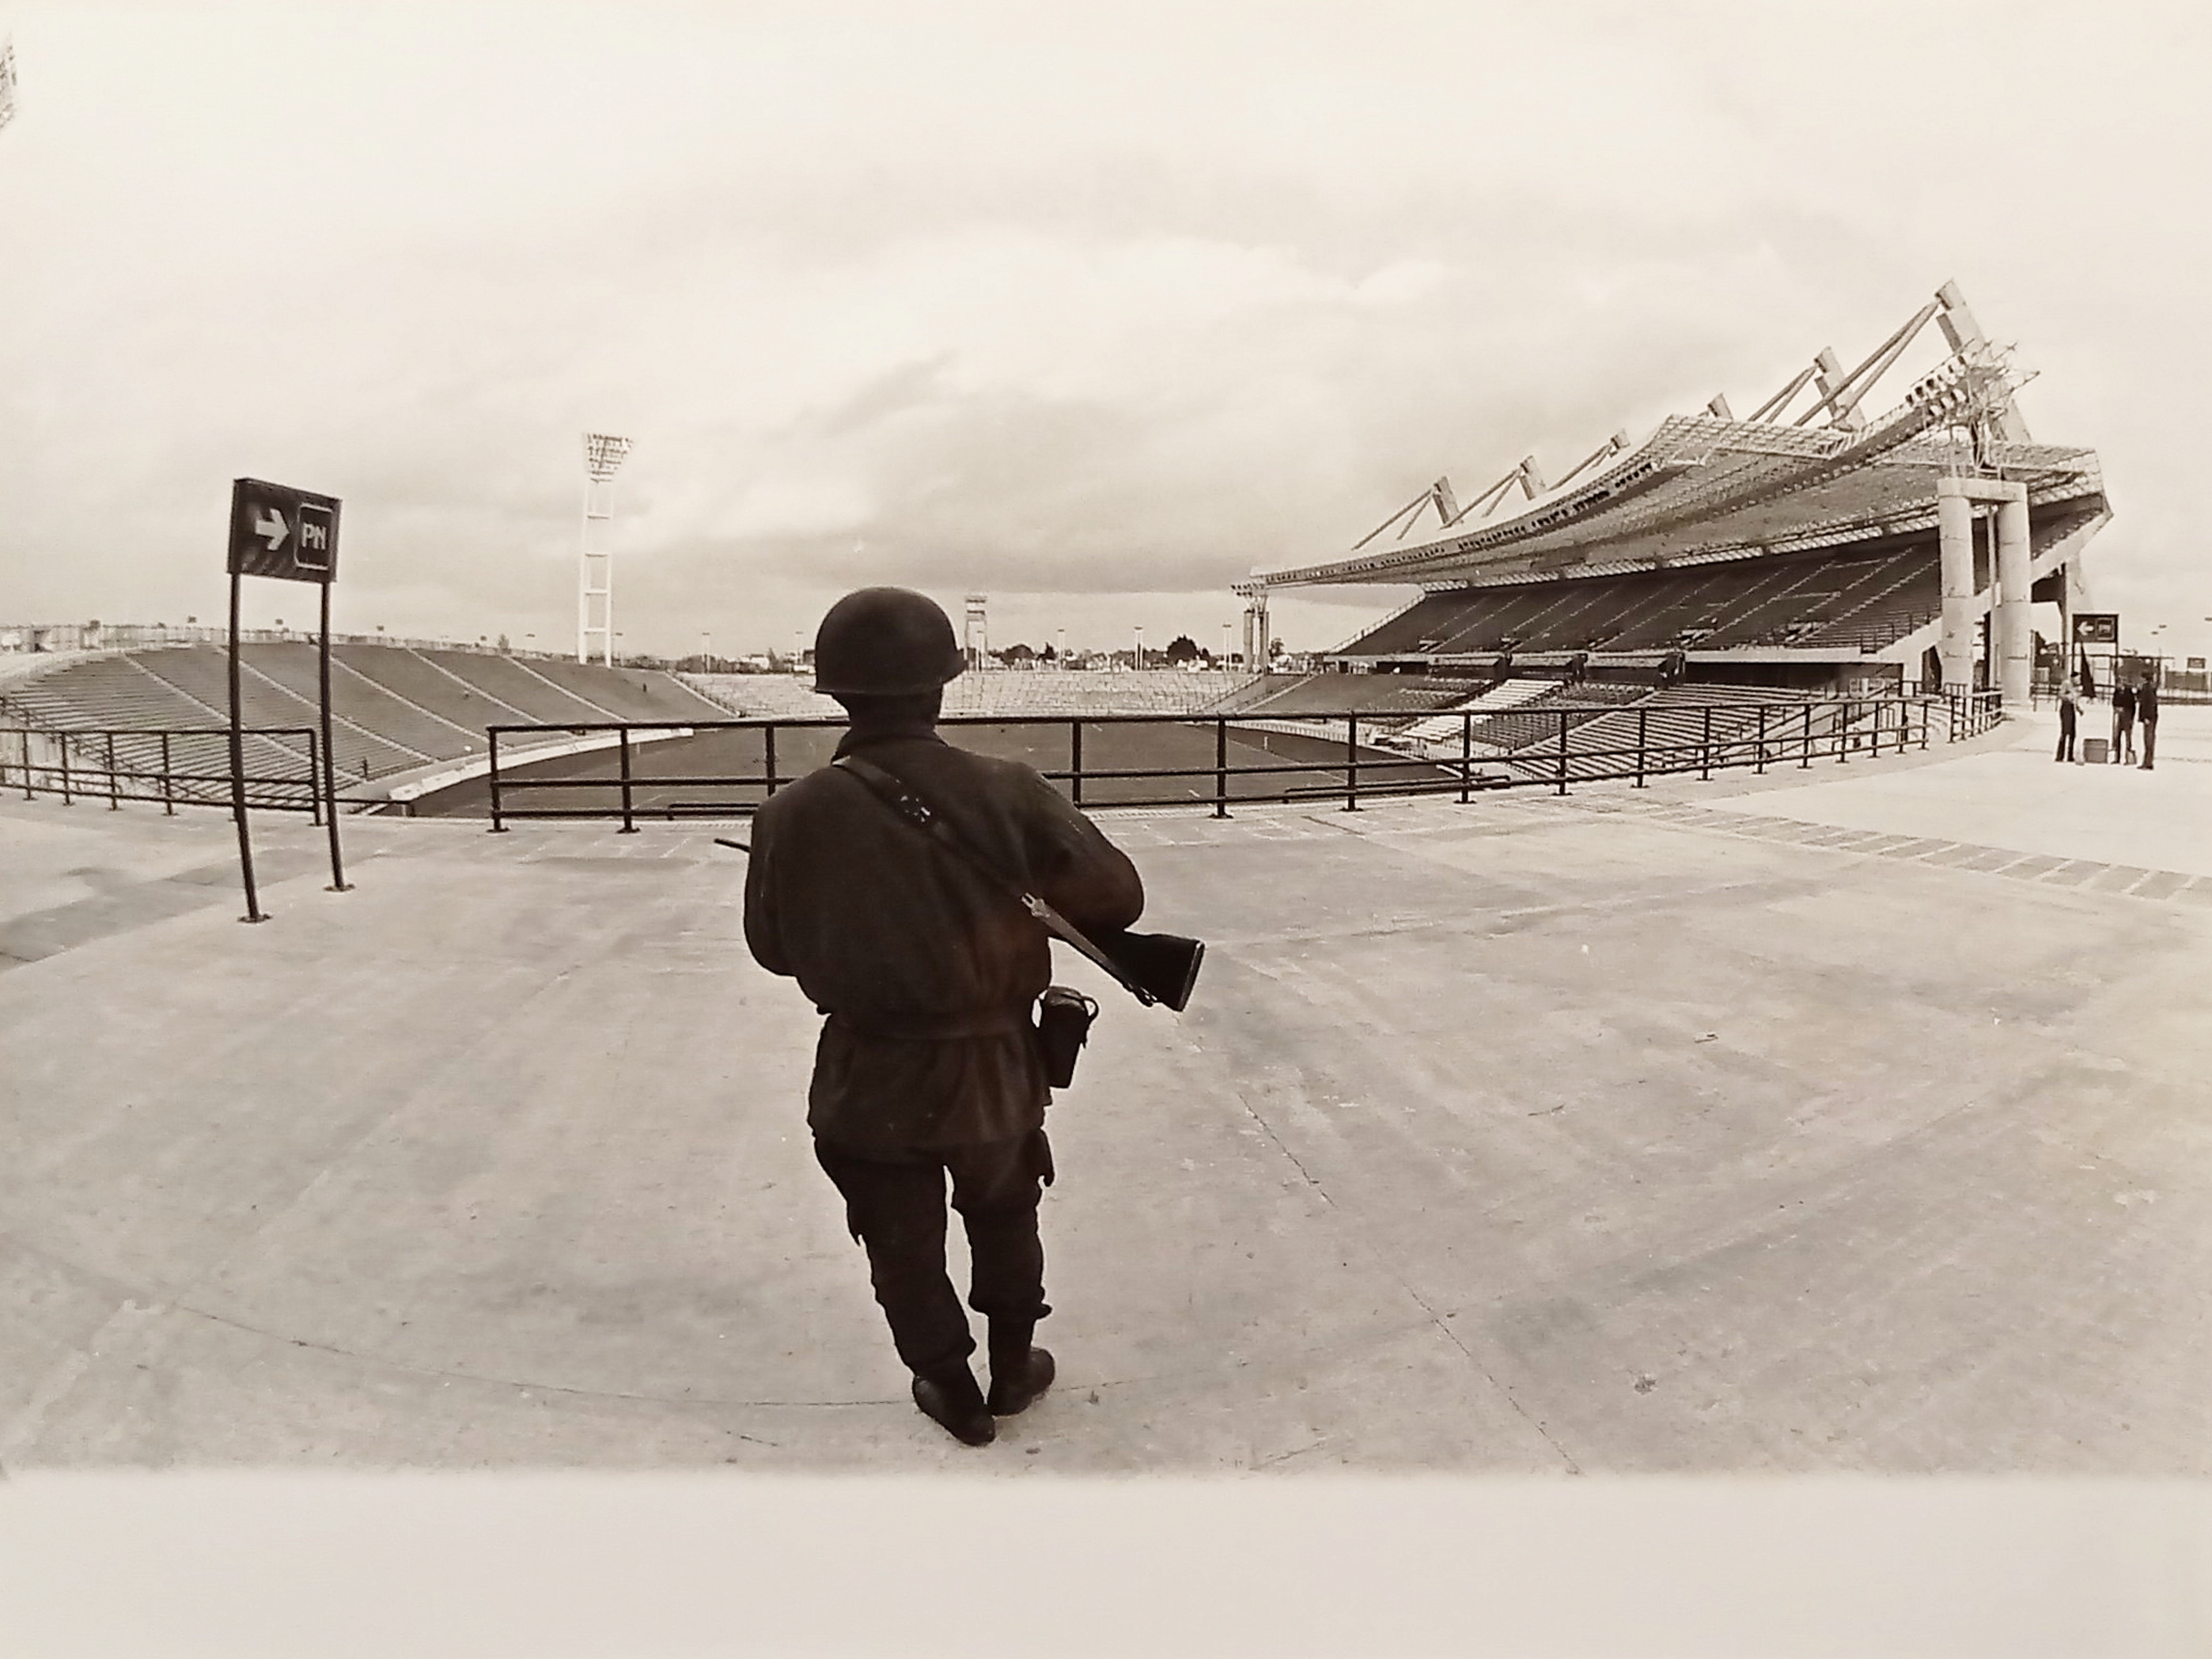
[1256,283,2107,594]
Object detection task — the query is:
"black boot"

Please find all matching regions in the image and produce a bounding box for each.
[912,1365,995,1446]
[986,1321,1056,1417]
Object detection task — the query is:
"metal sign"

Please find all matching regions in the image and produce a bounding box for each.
[222,476,349,922]
[229,478,340,584]
[2071,612,2119,645]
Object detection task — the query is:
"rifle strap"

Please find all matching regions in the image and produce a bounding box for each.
[832,753,1157,1006]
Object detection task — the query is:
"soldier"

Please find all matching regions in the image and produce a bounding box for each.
[743,588,1145,1446]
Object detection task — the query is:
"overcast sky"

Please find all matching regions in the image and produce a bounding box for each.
[2,1,2209,659]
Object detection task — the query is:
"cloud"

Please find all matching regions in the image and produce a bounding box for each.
[2,1,2207,657]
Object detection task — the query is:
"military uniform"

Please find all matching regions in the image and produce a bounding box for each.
[744,716,1144,1388]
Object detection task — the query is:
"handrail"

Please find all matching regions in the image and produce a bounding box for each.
[1,722,327,816]
[479,693,1989,828]
[1,692,2002,828]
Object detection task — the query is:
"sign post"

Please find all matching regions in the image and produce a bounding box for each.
[2071,612,2119,698]
[226,478,347,921]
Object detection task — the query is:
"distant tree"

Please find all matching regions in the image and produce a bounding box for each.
[1268,638,1285,661]
[1038,642,1056,663]
[497,633,511,653]
[1164,634,1200,664]
[996,642,1036,665]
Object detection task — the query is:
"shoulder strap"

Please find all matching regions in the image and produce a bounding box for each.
[834,753,1158,1006]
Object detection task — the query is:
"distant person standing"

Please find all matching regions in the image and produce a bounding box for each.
[2055,677,2078,763]
[2111,681,2137,764]
[2137,669,2159,770]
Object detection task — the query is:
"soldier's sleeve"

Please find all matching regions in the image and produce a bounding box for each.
[1024,771,1145,937]
[741,809,792,978]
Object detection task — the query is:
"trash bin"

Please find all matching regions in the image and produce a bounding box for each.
[2083,737,2109,764]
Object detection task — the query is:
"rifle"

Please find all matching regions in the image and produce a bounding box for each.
[711,786,1205,1014]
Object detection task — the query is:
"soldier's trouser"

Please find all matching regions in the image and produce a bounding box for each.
[814,1131,1054,1378]
[2141,717,2157,767]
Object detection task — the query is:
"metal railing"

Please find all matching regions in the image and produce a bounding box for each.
[482,692,1997,831]
[1945,688,2005,740]
[0,724,325,817]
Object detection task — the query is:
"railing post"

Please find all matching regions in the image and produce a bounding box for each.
[1755,706,1767,774]
[1213,718,1229,819]
[1555,708,1569,796]
[1343,714,1360,810]
[160,731,175,815]
[308,729,324,825]
[617,726,639,832]
[1700,705,1713,781]
[1801,704,1812,768]
[1836,699,1850,763]
[58,739,72,805]
[1633,705,1649,787]
[1069,721,1083,806]
[17,731,31,801]
[764,724,779,798]
[105,732,120,810]
[1459,710,1472,804]
[488,728,507,832]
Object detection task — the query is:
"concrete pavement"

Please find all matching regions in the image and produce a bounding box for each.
[1,709,2207,1473]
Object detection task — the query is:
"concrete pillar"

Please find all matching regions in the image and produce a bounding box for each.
[2063,544,2092,680]
[1995,487,2031,709]
[1239,589,1270,670]
[1936,478,1976,692]
[2065,543,2092,613]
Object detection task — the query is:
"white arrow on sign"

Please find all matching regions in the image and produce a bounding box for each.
[254,507,289,552]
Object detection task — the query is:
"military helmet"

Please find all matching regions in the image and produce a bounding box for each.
[812,586,967,696]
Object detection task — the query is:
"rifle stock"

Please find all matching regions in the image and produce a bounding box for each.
[1098,929,1205,1013]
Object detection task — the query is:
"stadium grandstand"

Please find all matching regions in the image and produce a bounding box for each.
[1243,282,2109,712]
[683,666,1252,721]
[0,285,2115,823]
[0,631,730,807]
[0,626,1281,813]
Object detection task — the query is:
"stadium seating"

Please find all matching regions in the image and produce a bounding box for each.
[506,657,727,725]
[0,652,311,801]
[1229,672,1485,719]
[413,650,627,726]
[248,643,478,767]
[2,644,734,790]
[1335,546,1946,660]
[688,669,1256,721]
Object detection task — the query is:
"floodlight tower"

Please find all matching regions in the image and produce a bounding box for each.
[963,593,989,669]
[578,433,632,665]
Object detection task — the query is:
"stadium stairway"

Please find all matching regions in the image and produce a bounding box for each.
[1500,684,1908,783]
[1390,676,1555,755]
